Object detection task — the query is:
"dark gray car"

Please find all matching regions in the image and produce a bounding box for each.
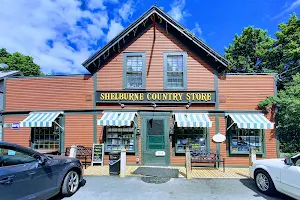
[0,142,83,200]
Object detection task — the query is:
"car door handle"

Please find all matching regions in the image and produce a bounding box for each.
[0,175,15,184]
[27,171,36,176]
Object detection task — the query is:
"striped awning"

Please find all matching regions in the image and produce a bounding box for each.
[174,113,212,127]
[227,113,274,129]
[20,112,62,127]
[98,112,136,126]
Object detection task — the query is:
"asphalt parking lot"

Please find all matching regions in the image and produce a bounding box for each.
[52,176,294,200]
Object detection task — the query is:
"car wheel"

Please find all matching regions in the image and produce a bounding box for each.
[254,169,276,196]
[61,170,80,196]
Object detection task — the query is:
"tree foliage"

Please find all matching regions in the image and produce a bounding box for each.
[224,26,275,73]
[259,73,300,153]
[0,48,43,76]
[271,14,300,87]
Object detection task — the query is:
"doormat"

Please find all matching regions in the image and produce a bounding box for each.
[132,167,179,178]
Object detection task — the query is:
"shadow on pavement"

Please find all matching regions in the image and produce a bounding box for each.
[239,179,295,200]
[49,179,86,200]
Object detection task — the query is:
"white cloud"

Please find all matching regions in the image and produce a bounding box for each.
[167,0,191,23]
[118,0,134,21]
[272,0,300,19]
[106,20,124,42]
[0,0,113,74]
[88,0,119,10]
[191,23,204,41]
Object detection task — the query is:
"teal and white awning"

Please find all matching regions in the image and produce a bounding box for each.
[227,113,274,129]
[20,112,62,127]
[174,113,212,127]
[98,112,136,126]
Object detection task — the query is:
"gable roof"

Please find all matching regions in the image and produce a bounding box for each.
[82,6,229,74]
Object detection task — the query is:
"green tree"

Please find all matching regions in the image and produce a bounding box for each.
[270,14,300,87]
[259,73,300,153]
[224,26,275,73]
[0,48,43,76]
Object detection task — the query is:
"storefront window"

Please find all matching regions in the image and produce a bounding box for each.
[229,125,263,154]
[174,126,207,153]
[31,125,60,150]
[105,127,136,152]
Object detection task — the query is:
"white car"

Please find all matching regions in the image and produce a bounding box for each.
[249,153,300,199]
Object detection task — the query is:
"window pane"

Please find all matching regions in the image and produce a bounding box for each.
[167,55,183,72]
[32,125,60,150]
[166,55,184,88]
[127,73,142,88]
[0,147,37,166]
[167,72,183,88]
[230,128,262,153]
[105,127,135,151]
[126,55,143,88]
[127,56,143,72]
[174,127,206,152]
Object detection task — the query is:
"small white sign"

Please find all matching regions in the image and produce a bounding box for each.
[155,151,165,157]
[11,122,20,130]
[212,133,226,143]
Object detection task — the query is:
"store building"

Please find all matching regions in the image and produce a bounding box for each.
[2,6,277,166]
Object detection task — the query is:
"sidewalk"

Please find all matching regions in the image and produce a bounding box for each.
[83,165,250,178]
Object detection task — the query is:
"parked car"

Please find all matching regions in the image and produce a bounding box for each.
[249,153,300,199]
[0,142,83,200]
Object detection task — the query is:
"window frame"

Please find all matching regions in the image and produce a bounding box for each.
[30,117,61,151]
[103,123,138,154]
[173,126,209,154]
[227,119,265,155]
[163,52,187,90]
[122,52,146,90]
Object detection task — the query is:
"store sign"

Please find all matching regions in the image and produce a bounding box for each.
[95,91,216,104]
[11,122,20,130]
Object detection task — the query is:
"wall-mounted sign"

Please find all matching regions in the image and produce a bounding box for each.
[155,151,166,157]
[11,122,20,130]
[212,133,226,143]
[95,91,216,104]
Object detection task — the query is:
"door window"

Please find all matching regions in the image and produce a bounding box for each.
[147,119,164,150]
[0,147,38,167]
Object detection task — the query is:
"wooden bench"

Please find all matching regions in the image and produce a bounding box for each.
[190,148,225,172]
[65,145,92,169]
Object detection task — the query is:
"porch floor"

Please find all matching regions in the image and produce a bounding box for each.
[83,165,250,178]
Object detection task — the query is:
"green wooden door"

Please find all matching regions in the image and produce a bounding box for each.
[142,115,170,166]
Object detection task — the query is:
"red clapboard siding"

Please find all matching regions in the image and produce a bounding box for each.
[6,76,94,112]
[4,115,30,147]
[65,114,94,149]
[218,75,275,110]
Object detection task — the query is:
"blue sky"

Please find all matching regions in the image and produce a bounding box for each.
[0,0,299,74]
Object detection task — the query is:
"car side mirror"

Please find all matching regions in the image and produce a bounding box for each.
[38,156,47,166]
[284,158,293,166]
